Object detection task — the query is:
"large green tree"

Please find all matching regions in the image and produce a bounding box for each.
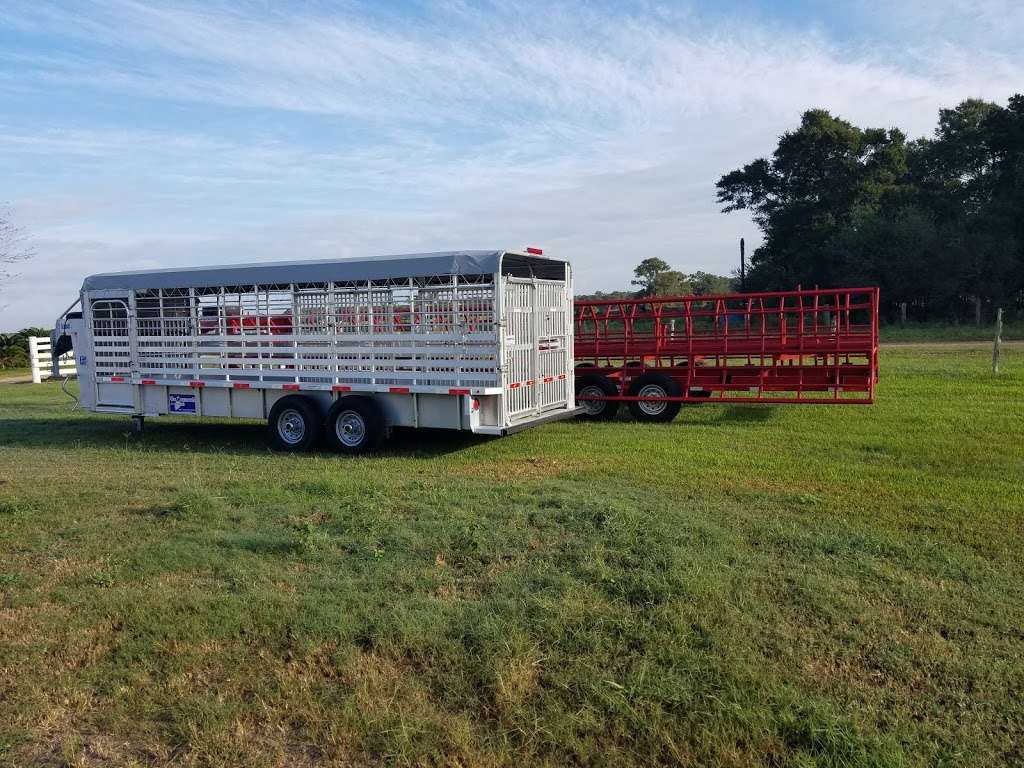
[717,99,1024,322]
[716,109,912,290]
[631,258,690,297]
[910,98,1023,321]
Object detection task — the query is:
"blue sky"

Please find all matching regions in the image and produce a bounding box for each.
[1,0,1022,328]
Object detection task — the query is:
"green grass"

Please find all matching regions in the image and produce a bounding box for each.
[1,346,1023,767]
[879,320,1022,342]
[0,367,31,380]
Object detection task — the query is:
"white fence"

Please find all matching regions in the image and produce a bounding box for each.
[29,336,76,383]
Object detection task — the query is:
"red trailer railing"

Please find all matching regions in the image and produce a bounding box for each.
[573,286,879,422]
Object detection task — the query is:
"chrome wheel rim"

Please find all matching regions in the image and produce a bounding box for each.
[277,408,306,444]
[336,410,366,448]
[579,385,606,416]
[637,384,668,416]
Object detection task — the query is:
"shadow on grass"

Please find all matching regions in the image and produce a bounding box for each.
[0,403,777,458]
[0,415,489,459]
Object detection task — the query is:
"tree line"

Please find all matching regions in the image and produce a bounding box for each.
[577,259,737,301]
[717,94,1024,324]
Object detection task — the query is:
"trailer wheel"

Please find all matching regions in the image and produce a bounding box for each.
[268,396,321,452]
[575,374,619,421]
[627,373,682,423]
[325,396,385,455]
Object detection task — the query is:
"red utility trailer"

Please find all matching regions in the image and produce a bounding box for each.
[573,286,879,422]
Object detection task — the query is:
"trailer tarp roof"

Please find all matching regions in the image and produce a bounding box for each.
[81,250,513,291]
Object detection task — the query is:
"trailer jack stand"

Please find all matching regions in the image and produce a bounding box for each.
[131,415,145,433]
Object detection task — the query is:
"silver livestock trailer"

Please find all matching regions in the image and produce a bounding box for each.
[52,250,578,453]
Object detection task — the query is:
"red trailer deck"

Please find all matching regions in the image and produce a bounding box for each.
[573,286,879,422]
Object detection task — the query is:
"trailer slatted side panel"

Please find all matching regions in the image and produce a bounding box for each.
[126,278,501,390]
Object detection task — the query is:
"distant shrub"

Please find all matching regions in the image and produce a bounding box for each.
[0,327,48,369]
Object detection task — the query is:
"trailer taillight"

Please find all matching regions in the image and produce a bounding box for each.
[471,398,480,411]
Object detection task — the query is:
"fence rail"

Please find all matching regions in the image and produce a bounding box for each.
[29,336,76,383]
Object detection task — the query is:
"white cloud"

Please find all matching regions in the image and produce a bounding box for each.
[0,0,1022,328]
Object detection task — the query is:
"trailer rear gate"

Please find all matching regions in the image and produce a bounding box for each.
[502,278,572,424]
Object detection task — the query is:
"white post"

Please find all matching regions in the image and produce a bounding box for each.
[29,336,42,383]
[993,308,1003,374]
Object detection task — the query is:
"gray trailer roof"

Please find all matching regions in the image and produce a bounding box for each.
[81,250,514,291]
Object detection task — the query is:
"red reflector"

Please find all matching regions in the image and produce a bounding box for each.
[526,379,535,386]
[508,382,521,389]
[448,388,470,395]
[526,247,543,255]
[331,385,352,392]
[189,381,205,388]
[140,379,156,385]
[282,383,301,390]
[110,376,125,383]
[389,386,410,394]
[543,376,554,383]
[232,382,250,389]
[557,374,567,380]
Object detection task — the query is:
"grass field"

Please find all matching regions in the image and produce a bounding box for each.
[1,346,1022,767]
[879,320,1021,343]
[0,367,31,382]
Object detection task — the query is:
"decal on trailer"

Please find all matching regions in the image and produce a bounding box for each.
[168,393,197,415]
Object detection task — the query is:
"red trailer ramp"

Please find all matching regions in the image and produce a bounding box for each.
[574,287,879,421]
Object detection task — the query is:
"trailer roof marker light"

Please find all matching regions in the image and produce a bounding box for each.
[525,246,543,255]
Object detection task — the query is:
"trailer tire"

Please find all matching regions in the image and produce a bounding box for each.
[575,374,619,421]
[325,396,385,455]
[627,373,682,423]
[268,396,321,452]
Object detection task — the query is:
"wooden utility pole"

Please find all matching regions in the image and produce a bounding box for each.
[993,308,1003,373]
[739,238,746,291]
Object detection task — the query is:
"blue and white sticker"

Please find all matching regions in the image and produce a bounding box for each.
[168,393,197,415]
